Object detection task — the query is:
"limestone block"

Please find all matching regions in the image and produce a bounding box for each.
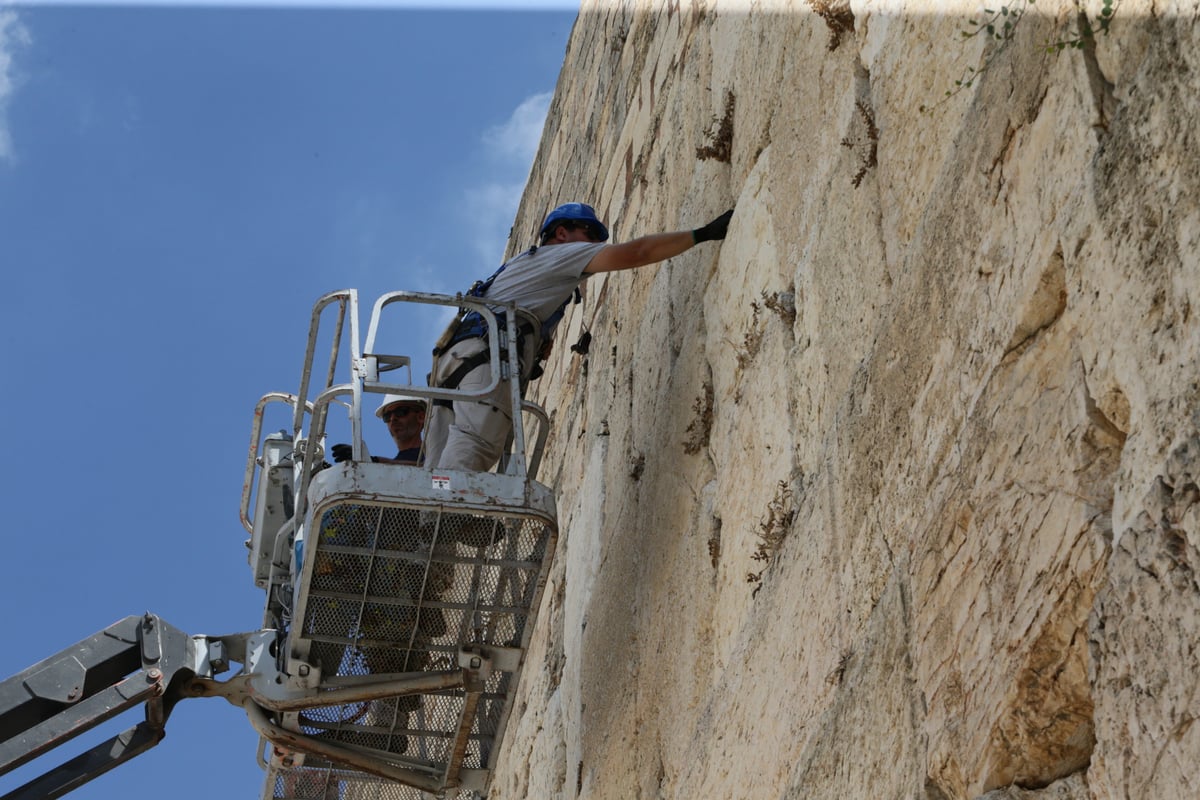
[975,771,1090,799]
[492,3,1200,800]
[1088,436,1200,800]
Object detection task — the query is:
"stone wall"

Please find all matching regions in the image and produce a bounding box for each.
[490,2,1199,798]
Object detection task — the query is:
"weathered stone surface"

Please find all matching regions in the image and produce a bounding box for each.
[489,2,1200,798]
[977,772,1090,799]
[1088,437,1200,800]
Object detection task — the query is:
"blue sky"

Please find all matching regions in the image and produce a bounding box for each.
[0,2,575,796]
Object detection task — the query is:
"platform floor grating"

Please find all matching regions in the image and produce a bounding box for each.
[268,502,553,798]
[264,759,435,800]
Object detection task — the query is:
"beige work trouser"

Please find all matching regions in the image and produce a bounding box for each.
[424,337,514,473]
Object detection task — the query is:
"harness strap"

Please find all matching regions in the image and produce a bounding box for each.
[431,317,542,408]
[448,288,580,351]
[431,348,492,408]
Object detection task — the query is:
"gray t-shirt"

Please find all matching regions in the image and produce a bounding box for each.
[484,241,606,329]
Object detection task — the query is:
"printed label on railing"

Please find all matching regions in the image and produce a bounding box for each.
[432,474,452,491]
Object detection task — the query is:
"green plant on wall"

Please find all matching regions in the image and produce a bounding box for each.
[922,0,1119,111]
[1044,0,1118,49]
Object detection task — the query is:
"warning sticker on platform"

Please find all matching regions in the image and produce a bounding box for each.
[432,474,452,491]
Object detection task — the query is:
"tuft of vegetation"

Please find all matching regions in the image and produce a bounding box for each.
[761,288,798,327]
[736,301,765,370]
[708,517,722,570]
[1046,0,1119,51]
[696,90,736,163]
[683,380,715,455]
[840,100,879,188]
[629,452,646,482]
[733,291,797,385]
[921,0,1121,112]
[808,0,855,52]
[746,480,796,594]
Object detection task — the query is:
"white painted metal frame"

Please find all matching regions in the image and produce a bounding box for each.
[234,290,559,800]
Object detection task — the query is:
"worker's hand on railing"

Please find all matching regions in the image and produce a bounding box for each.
[331,443,353,463]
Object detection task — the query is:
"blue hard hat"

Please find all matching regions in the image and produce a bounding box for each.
[540,202,610,242]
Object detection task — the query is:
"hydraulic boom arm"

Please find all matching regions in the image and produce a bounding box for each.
[0,290,561,800]
[0,614,199,800]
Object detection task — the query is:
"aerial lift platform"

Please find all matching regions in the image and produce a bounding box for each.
[0,291,558,800]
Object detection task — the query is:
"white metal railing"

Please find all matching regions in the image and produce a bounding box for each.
[242,292,553,544]
[235,289,560,799]
[241,392,312,535]
[360,290,536,479]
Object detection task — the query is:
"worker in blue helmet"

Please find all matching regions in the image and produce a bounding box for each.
[425,202,734,473]
[537,202,611,243]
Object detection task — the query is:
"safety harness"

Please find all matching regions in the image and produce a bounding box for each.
[431,249,580,405]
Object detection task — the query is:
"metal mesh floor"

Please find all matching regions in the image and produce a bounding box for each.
[263,759,434,800]
[266,502,553,798]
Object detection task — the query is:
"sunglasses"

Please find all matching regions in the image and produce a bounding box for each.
[568,221,603,241]
[382,406,422,422]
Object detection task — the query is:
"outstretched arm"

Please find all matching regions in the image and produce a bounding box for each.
[583,209,733,274]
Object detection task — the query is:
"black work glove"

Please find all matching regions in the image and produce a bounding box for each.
[692,209,734,243]
[331,443,353,463]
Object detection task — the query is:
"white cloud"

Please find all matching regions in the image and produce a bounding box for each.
[482,90,552,166]
[0,10,31,163]
[462,91,553,267]
[464,179,528,263]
